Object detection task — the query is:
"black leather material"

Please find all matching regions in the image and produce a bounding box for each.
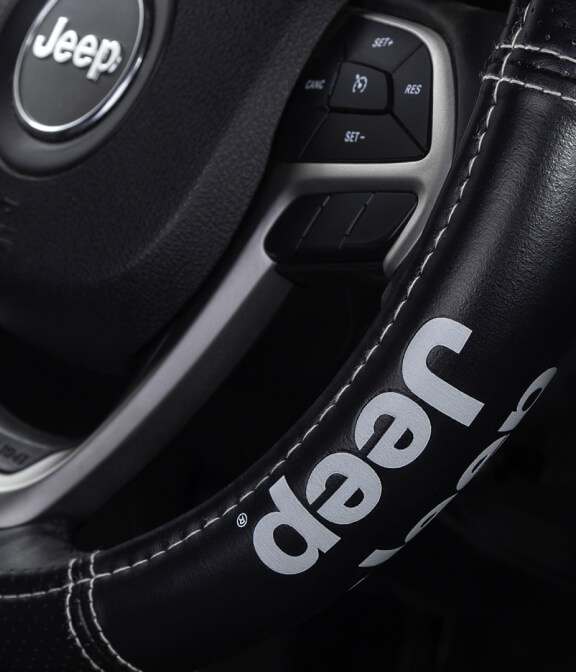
[0,0,346,371]
[3,0,576,669]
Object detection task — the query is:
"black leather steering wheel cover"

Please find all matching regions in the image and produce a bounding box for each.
[2,0,576,669]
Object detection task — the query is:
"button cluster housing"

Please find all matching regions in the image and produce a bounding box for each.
[276,16,433,163]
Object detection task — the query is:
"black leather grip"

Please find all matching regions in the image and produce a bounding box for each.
[2,0,576,669]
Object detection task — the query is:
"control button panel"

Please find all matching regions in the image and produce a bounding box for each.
[275,16,433,163]
[266,192,417,263]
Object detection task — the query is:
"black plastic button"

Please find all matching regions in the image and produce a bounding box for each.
[275,109,328,161]
[302,113,423,163]
[300,194,370,254]
[393,46,432,150]
[341,192,417,259]
[345,18,422,73]
[265,195,328,260]
[330,63,389,113]
[292,60,341,109]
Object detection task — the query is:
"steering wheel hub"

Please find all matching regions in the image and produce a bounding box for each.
[0,0,322,372]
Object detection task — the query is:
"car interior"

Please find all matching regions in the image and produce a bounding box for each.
[1,0,575,669]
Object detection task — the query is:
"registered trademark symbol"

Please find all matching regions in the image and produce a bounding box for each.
[237,513,248,528]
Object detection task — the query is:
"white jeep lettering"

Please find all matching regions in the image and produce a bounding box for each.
[72,35,99,69]
[32,16,68,59]
[404,495,457,543]
[252,477,340,576]
[402,317,484,426]
[499,367,557,432]
[52,29,77,63]
[456,436,508,491]
[253,317,495,575]
[355,392,431,469]
[357,365,558,570]
[306,453,382,525]
[87,39,123,82]
[31,16,123,82]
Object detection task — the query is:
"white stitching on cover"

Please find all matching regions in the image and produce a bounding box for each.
[65,559,104,672]
[0,1,535,601]
[87,553,143,672]
[497,42,576,67]
[483,74,576,105]
[0,585,68,600]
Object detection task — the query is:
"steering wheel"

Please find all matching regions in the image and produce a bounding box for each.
[0,0,571,668]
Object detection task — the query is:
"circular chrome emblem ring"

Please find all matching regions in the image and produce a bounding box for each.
[14,0,148,140]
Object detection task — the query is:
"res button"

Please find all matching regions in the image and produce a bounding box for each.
[393,46,432,150]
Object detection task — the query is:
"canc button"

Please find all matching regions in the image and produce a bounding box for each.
[291,59,341,108]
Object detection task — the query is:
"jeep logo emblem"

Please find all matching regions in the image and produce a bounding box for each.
[14,0,148,139]
[32,16,123,82]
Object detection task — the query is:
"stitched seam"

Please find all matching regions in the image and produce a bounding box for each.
[65,559,104,672]
[87,552,142,672]
[0,585,68,600]
[497,42,576,67]
[0,1,533,602]
[483,74,576,105]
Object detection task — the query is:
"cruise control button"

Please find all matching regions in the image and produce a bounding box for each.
[292,60,341,108]
[341,193,417,259]
[330,63,389,113]
[393,46,432,150]
[300,194,369,254]
[345,18,421,73]
[302,113,423,163]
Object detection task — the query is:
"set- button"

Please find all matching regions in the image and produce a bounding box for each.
[303,114,421,162]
